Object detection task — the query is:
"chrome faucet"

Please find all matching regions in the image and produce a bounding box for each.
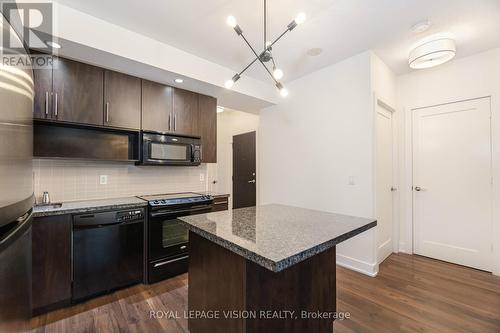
[41,191,51,205]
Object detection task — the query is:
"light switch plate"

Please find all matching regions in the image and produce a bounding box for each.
[199,173,205,182]
[99,175,108,185]
[348,176,355,186]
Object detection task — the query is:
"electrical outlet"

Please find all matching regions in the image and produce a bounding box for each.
[99,175,108,185]
[199,173,205,182]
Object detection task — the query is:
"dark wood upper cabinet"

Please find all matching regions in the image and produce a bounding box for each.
[142,80,173,133]
[32,215,72,314]
[198,94,217,163]
[173,88,199,136]
[31,55,219,161]
[32,54,53,120]
[104,71,141,130]
[52,57,104,126]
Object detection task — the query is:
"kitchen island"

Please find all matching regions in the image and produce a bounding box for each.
[179,204,376,333]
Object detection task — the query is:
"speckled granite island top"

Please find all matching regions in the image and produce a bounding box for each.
[33,197,147,217]
[179,204,376,272]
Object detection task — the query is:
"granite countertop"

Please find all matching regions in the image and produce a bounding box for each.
[179,204,377,272]
[33,197,147,217]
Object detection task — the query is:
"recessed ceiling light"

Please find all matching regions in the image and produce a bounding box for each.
[217,106,224,113]
[409,38,456,69]
[307,48,323,57]
[174,78,183,83]
[411,20,431,34]
[46,41,61,49]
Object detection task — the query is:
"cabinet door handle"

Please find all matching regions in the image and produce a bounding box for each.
[174,114,177,131]
[44,92,49,115]
[105,102,110,123]
[54,93,58,117]
[168,114,171,131]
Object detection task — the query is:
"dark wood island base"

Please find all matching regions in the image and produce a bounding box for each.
[188,232,337,333]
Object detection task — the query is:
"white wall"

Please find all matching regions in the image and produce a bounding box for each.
[397,47,500,275]
[208,109,259,208]
[259,51,389,276]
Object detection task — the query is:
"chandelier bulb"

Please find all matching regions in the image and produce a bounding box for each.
[273,68,284,80]
[225,73,241,89]
[226,16,237,28]
[294,13,306,25]
[280,87,289,97]
[276,82,289,97]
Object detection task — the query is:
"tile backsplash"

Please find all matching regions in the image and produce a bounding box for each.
[33,159,210,203]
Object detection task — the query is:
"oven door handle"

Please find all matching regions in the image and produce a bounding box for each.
[150,205,212,218]
[153,255,189,268]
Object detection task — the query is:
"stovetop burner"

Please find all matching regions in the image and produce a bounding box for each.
[138,192,213,207]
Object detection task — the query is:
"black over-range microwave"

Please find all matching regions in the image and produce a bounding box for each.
[138,131,202,166]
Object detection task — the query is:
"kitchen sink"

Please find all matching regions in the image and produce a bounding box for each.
[35,203,63,209]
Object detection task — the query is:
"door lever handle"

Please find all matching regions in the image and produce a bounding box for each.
[414,186,423,191]
[391,187,398,192]
[248,179,256,184]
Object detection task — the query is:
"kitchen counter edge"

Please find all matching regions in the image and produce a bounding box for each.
[33,197,147,217]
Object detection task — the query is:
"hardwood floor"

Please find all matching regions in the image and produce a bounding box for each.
[29,254,500,333]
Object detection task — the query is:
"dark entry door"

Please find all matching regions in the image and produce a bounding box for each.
[233,131,256,209]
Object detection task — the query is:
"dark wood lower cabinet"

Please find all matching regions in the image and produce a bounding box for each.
[211,195,229,212]
[188,232,336,333]
[32,215,72,314]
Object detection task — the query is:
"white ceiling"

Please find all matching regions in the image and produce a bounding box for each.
[54,0,500,82]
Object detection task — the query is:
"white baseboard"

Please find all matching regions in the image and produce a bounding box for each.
[399,242,412,254]
[336,253,379,277]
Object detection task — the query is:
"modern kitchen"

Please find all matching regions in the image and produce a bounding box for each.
[1,1,500,333]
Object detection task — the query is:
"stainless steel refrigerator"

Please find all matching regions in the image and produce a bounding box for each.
[0,13,35,332]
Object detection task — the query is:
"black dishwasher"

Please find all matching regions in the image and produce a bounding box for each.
[72,208,144,302]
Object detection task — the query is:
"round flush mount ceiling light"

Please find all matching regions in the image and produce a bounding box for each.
[174,78,183,83]
[409,38,456,69]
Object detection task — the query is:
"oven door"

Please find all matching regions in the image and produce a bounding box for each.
[148,205,212,260]
[143,139,193,166]
[149,217,189,260]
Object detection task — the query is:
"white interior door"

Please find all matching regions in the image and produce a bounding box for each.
[413,97,492,271]
[377,105,394,264]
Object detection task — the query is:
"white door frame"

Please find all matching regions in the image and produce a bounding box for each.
[404,96,493,256]
[374,95,400,260]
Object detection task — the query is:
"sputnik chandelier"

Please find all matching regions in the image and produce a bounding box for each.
[224,0,306,97]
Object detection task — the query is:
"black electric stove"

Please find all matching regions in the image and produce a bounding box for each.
[139,192,213,208]
[138,193,213,283]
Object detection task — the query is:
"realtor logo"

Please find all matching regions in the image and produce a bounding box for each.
[1,1,55,68]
